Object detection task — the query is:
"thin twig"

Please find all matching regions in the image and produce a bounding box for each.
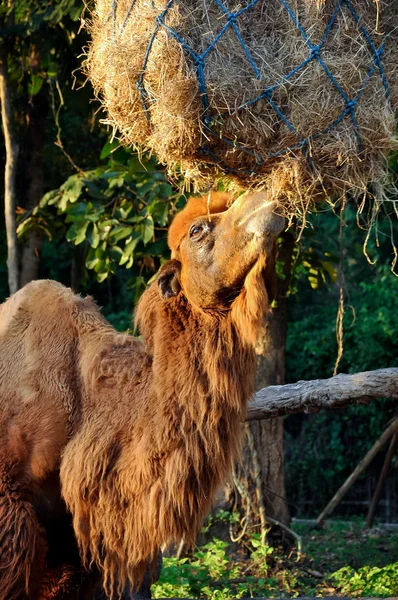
[261,514,302,559]
[49,77,83,173]
[333,199,346,376]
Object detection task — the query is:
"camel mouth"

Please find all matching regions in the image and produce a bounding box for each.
[236,199,285,238]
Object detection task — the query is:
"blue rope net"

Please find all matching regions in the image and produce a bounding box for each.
[111,0,391,178]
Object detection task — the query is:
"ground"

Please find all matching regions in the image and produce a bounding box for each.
[152,517,398,599]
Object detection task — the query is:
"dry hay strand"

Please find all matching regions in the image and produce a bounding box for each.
[87,0,398,217]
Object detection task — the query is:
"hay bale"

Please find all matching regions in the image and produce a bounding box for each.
[87,0,398,213]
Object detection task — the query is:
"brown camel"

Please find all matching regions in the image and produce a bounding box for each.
[0,191,284,599]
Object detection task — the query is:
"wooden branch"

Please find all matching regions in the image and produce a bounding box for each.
[247,368,398,421]
[316,418,398,525]
[0,25,19,294]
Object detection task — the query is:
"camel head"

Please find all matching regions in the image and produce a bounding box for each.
[159,192,285,309]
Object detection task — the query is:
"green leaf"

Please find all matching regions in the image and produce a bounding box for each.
[87,223,100,248]
[61,175,84,203]
[86,247,99,269]
[140,215,154,245]
[40,189,60,207]
[158,183,173,197]
[109,225,133,243]
[57,193,69,213]
[65,202,87,222]
[94,257,106,273]
[120,232,141,266]
[66,221,89,245]
[137,180,156,197]
[69,4,83,20]
[98,219,119,231]
[108,175,125,189]
[150,200,170,227]
[84,180,108,200]
[28,75,44,96]
[95,247,106,260]
[97,271,109,283]
[115,200,134,220]
[100,138,121,160]
[125,254,134,269]
[109,245,124,263]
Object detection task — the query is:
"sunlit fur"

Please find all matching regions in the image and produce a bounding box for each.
[168,192,232,252]
[0,192,277,598]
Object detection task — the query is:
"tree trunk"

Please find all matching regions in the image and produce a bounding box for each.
[71,244,87,293]
[19,51,48,287]
[0,39,19,294]
[247,309,290,525]
[237,233,294,532]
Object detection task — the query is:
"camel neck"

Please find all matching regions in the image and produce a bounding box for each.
[151,295,256,423]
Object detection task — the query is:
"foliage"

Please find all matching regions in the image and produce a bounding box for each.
[105,310,134,332]
[284,243,338,295]
[17,144,185,287]
[4,0,82,32]
[152,537,278,600]
[0,0,106,218]
[286,259,398,381]
[1,0,84,126]
[286,205,398,380]
[332,563,398,597]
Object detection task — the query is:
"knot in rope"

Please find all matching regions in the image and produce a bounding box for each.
[346,100,356,111]
[311,45,321,59]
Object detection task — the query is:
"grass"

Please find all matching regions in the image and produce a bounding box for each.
[152,516,398,598]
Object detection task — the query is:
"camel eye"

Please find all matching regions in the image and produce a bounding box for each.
[189,224,205,239]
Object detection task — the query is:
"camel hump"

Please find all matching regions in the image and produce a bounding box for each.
[17,279,78,310]
[0,280,77,338]
[0,279,113,361]
[10,278,71,300]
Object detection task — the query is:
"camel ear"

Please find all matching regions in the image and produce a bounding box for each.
[157,259,182,299]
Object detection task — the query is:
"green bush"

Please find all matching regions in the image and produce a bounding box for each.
[332,563,398,597]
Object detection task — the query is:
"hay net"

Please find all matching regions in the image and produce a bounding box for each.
[132,0,390,172]
[88,0,398,218]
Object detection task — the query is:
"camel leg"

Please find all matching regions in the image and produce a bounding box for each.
[37,563,98,600]
[132,551,162,599]
[0,463,47,600]
[36,509,99,600]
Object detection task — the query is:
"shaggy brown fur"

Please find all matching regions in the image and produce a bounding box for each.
[0,191,283,598]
